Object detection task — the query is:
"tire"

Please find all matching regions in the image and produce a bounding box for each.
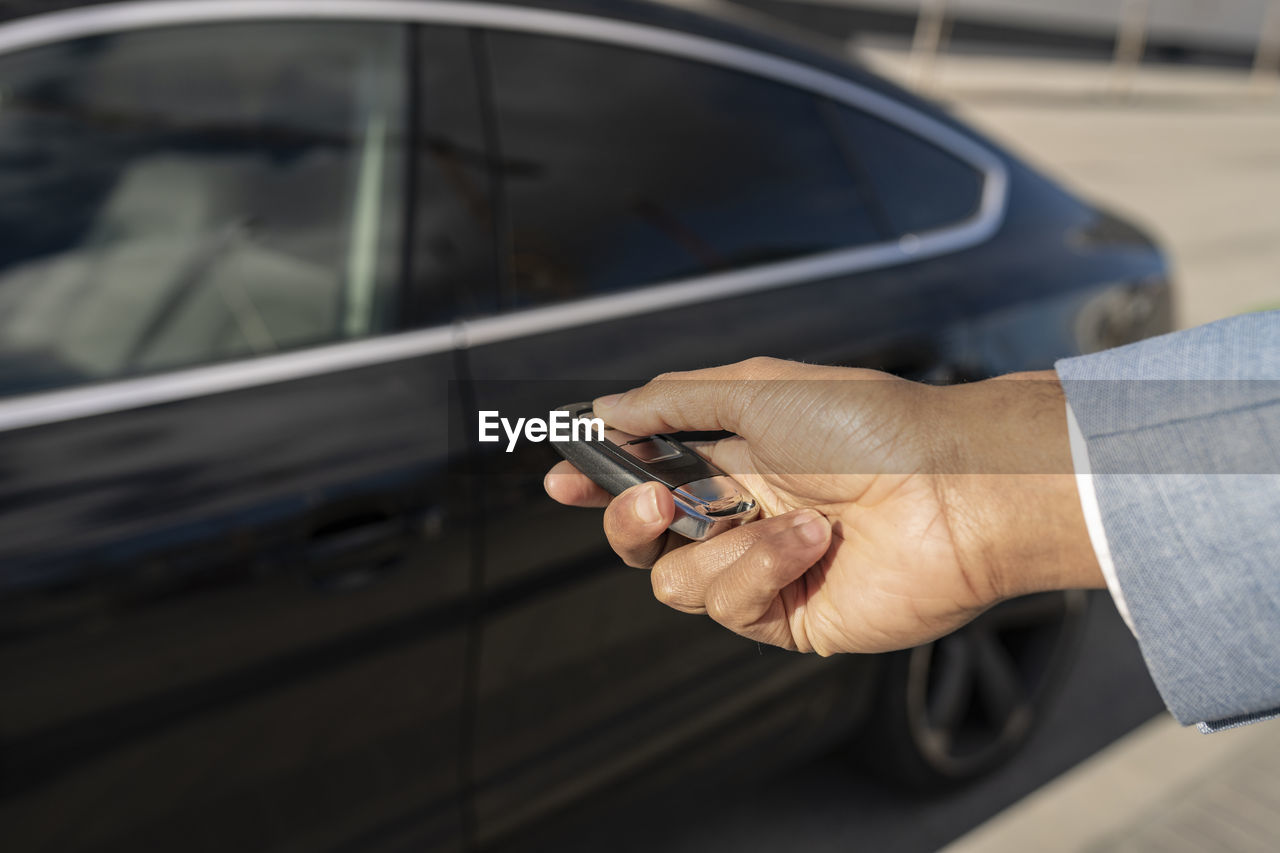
[854,590,1089,793]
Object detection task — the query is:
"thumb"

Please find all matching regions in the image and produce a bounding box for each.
[593,357,794,437]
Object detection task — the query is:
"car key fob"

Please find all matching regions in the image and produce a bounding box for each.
[550,402,759,541]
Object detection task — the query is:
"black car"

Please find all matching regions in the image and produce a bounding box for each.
[0,1,1171,850]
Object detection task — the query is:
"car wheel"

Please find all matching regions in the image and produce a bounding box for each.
[854,590,1089,792]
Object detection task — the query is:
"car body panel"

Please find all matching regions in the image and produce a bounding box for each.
[0,358,470,851]
[0,2,1172,851]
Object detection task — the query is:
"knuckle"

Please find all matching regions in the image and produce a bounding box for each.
[704,587,737,627]
[650,570,683,606]
[651,567,704,613]
[753,546,779,578]
[703,590,727,623]
[738,356,781,376]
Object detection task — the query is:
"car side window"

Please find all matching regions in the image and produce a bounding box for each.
[486,32,887,309]
[828,105,985,236]
[0,22,407,399]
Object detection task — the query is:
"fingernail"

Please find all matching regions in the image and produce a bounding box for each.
[792,512,827,545]
[635,485,663,524]
[595,393,623,410]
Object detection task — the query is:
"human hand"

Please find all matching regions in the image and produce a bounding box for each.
[544,358,1102,655]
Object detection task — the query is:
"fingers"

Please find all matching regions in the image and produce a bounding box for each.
[647,512,781,611]
[543,465,680,568]
[602,482,676,568]
[650,510,830,626]
[545,454,834,651]
[702,511,831,648]
[544,460,613,508]
[593,356,797,437]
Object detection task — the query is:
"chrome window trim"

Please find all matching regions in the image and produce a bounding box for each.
[0,326,462,433]
[0,0,1008,433]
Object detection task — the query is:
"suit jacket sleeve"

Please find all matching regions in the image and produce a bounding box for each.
[1055,311,1280,732]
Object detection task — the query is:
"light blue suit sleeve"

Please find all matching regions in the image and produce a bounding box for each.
[1055,311,1280,732]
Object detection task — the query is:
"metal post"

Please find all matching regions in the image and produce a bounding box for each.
[1110,0,1149,98]
[1253,0,1280,93]
[910,0,948,93]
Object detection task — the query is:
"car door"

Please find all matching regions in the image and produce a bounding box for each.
[0,20,490,852]
[457,26,999,841]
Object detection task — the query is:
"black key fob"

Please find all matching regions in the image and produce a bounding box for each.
[550,402,759,541]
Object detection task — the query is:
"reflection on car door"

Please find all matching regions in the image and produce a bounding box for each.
[0,22,491,852]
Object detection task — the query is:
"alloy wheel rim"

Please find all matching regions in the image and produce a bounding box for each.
[904,590,1087,777]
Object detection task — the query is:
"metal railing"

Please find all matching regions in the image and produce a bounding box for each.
[898,0,1280,95]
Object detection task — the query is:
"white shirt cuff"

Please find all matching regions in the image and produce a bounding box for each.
[1065,400,1135,633]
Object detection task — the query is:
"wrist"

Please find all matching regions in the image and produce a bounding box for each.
[934,371,1104,603]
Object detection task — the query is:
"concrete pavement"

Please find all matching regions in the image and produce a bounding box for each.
[946,714,1280,852]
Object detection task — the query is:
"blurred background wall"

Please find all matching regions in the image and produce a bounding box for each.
[704,0,1280,329]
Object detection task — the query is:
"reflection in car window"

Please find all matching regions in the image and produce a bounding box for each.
[487,33,886,309]
[0,23,406,398]
[828,105,984,237]
[412,28,498,324]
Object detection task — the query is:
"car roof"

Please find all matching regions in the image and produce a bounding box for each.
[0,0,886,91]
[0,0,834,64]
[0,0,993,148]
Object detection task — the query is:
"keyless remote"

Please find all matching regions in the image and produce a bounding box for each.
[550,402,759,541]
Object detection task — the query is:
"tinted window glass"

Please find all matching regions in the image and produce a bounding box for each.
[412,27,497,324]
[0,23,406,398]
[830,105,984,236]
[488,33,885,308]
